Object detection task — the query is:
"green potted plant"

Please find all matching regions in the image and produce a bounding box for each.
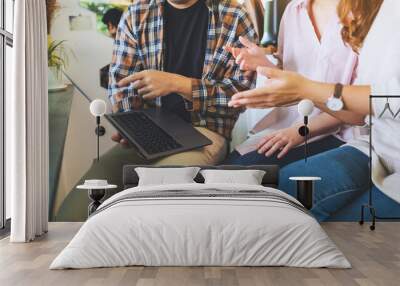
[48,37,71,91]
[47,0,70,91]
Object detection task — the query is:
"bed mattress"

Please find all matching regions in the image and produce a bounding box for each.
[50,183,350,269]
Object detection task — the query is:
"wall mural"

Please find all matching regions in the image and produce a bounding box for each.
[46,0,400,224]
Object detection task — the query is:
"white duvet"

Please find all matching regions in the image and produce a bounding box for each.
[50,183,350,269]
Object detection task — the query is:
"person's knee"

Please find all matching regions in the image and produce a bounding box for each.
[279,147,370,221]
[156,140,227,166]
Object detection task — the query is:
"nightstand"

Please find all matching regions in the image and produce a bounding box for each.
[77,181,117,216]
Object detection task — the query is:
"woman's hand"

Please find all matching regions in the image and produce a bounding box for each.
[229,67,315,109]
[257,126,304,159]
[225,37,275,71]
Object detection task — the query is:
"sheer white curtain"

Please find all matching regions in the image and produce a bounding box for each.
[7,0,49,242]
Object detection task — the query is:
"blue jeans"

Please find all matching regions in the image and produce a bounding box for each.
[279,146,370,221]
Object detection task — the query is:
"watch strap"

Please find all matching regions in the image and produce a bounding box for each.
[334,83,344,99]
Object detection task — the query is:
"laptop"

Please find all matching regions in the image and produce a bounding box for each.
[62,71,212,160]
[105,108,212,160]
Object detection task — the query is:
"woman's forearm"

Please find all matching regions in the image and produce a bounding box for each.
[229,68,372,123]
[303,81,371,122]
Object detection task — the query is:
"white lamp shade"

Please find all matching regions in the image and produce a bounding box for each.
[298,99,315,117]
[90,99,107,117]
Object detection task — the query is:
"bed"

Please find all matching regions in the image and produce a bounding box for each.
[50,165,350,269]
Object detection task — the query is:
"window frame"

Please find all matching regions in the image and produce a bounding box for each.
[0,0,14,232]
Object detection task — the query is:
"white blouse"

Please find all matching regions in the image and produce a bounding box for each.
[232,0,358,154]
[348,0,400,201]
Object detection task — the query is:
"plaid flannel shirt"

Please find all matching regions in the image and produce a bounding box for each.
[109,0,257,139]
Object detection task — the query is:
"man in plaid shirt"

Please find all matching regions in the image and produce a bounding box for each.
[56,0,257,221]
[109,0,257,159]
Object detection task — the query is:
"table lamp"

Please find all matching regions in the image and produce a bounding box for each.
[298,99,314,163]
[291,100,319,210]
[89,99,106,161]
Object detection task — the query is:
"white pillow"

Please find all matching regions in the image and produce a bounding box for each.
[135,167,201,186]
[200,169,266,185]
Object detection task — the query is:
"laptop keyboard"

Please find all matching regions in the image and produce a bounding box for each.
[112,112,183,155]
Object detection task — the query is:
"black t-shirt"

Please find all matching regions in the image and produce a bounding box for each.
[163,0,209,122]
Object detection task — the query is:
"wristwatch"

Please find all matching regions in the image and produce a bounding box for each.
[326,83,344,111]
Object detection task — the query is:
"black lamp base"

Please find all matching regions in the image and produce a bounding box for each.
[88,189,106,216]
[95,125,106,136]
[296,180,314,210]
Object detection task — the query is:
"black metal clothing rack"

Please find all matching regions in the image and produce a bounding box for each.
[359,95,400,230]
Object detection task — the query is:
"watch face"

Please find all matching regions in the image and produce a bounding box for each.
[327,97,344,111]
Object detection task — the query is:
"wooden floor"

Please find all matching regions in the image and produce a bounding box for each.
[0,222,399,286]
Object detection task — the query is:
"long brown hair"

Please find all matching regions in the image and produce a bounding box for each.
[338,0,384,53]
